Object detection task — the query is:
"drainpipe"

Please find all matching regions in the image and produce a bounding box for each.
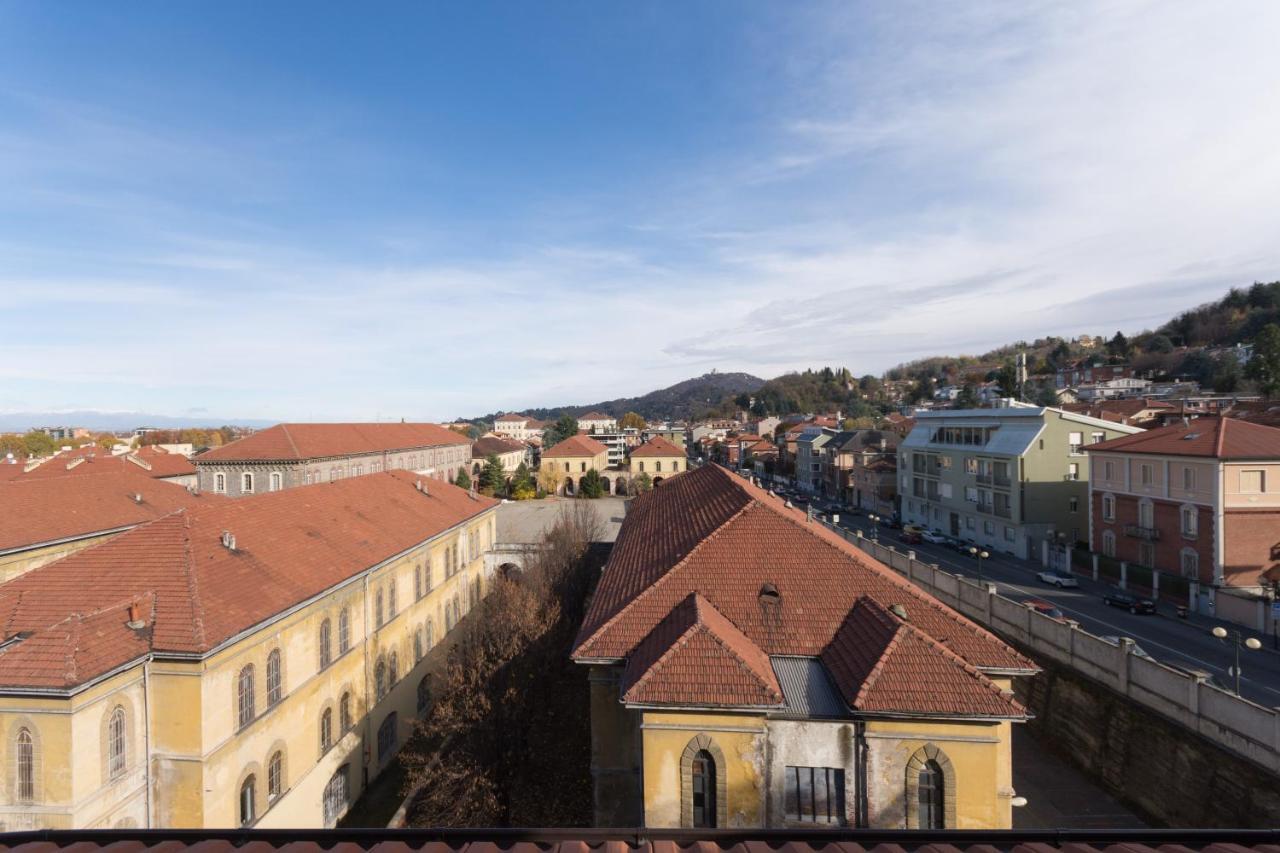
[142,658,154,827]
[854,720,869,828]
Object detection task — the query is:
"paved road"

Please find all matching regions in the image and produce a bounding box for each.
[807,505,1280,708]
[1011,726,1147,828]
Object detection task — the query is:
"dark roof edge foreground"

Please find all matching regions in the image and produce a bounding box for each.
[2,827,1279,847]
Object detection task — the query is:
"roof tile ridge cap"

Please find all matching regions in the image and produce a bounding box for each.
[1215,417,1227,458]
[623,603,704,700]
[180,512,208,650]
[772,501,1032,667]
[851,615,905,709]
[893,618,1028,713]
[691,597,782,703]
[65,612,83,685]
[575,490,755,658]
[282,424,301,460]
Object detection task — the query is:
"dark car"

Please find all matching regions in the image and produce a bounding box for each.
[1102,588,1156,614]
[898,530,922,545]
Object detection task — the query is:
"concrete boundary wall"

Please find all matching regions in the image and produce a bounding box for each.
[828,522,1280,776]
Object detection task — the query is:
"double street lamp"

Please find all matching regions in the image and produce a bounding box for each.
[867,514,881,541]
[1212,626,1262,696]
[968,545,990,582]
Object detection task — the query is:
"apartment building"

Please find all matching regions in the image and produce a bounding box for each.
[194,423,471,497]
[824,430,898,510]
[0,472,498,829]
[573,465,1036,829]
[795,426,836,494]
[577,411,618,434]
[1088,417,1280,595]
[491,414,547,443]
[899,403,1141,560]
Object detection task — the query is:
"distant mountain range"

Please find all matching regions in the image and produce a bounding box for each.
[479,371,767,424]
[0,410,276,433]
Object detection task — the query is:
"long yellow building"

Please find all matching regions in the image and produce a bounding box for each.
[572,465,1037,829]
[0,471,497,830]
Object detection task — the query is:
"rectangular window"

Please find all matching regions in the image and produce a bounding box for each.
[1067,462,1079,481]
[1181,506,1198,538]
[964,486,978,502]
[1240,469,1266,493]
[965,516,975,530]
[1138,541,1155,568]
[1068,432,1083,454]
[1069,496,1078,513]
[1181,549,1199,579]
[1104,460,1114,481]
[1182,467,1195,491]
[984,520,995,534]
[1140,464,1153,486]
[1102,494,1115,521]
[939,483,952,499]
[1005,525,1016,542]
[784,766,845,825]
[1091,432,1105,444]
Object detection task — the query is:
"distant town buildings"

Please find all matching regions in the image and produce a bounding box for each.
[193,423,471,497]
[491,414,547,443]
[576,411,618,433]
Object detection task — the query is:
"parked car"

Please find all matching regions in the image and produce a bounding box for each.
[898,530,922,545]
[1102,589,1156,614]
[921,530,949,544]
[1167,664,1228,690]
[1025,599,1066,621]
[1101,636,1153,659]
[1036,570,1080,588]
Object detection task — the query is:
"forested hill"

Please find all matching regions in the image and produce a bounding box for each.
[478,371,765,423]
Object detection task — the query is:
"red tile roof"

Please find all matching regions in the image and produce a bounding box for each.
[573,465,1033,717]
[578,411,613,421]
[0,471,498,690]
[629,436,685,458]
[494,413,529,422]
[473,436,529,457]
[1088,416,1280,459]
[19,446,195,481]
[195,422,469,462]
[622,593,782,708]
[542,434,609,459]
[0,470,223,554]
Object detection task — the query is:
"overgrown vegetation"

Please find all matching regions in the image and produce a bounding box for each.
[399,503,603,826]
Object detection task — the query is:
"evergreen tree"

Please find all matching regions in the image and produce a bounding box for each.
[543,415,579,449]
[480,454,506,496]
[578,468,605,499]
[454,469,472,491]
[955,383,979,409]
[510,461,535,498]
[995,361,1019,398]
[1246,323,1280,398]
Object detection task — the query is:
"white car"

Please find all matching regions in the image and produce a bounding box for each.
[1101,636,1152,660]
[921,530,949,544]
[1037,570,1079,588]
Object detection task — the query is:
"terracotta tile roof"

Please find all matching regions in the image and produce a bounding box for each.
[573,466,1034,711]
[542,434,609,459]
[622,593,782,707]
[472,436,529,457]
[0,471,497,690]
[578,411,613,421]
[1088,416,1280,459]
[821,598,1024,717]
[0,470,223,554]
[195,422,469,463]
[19,446,195,481]
[629,436,685,458]
[494,413,529,423]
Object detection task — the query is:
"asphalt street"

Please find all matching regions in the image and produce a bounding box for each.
[809,504,1280,708]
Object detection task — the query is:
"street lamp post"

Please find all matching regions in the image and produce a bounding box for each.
[868,514,881,542]
[1212,626,1263,696]
[968,545,989,582]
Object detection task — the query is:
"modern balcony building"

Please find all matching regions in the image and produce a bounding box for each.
[898,402,1141,561]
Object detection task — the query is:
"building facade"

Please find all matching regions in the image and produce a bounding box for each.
[491,415,547,443]
[194,423,471,498]
[577,412,618,434]
[572,465,1036,830]
[540,435,610,496]
[627,436,686,484]
[824,430,898,510]
[795,427,836,494]
[470,435,532,477]
[0,472,498,830]
[1088,417,1280,596]
[899,403,1142,560]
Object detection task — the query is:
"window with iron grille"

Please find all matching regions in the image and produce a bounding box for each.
[340,692,352,732]
[377,713,398,762]
[266,650,282,706]
[318,619,332,670]
[338,607,351,654]
[108,707,127,780]
[237,665,255,729]
[320,708,333,754]
[784,765,845,824]
[267,751,283,801]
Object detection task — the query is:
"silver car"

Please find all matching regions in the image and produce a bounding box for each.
[1036,570,1079,588]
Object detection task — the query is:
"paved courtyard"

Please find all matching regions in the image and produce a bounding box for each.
[1013,726,1147,828]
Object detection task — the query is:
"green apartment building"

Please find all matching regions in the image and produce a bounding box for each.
[898,402,1141,561]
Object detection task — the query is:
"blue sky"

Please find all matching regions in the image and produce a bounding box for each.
[2,2,1279,421]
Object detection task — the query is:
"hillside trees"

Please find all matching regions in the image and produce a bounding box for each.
[1246,323,1280,398]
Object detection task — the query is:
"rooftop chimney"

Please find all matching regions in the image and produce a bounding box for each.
[126,602,146,630]
[221,530,237,551]
[133,492,143,504]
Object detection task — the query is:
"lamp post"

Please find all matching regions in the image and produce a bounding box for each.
[1212,626,1263,696]
[868,514,881,542]
[968,545,990,582]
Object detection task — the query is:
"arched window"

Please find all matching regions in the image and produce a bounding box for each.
[389,651,399,685]
[237,665,255,729]
[239,774,256,826]
[375,590,384,627]
[339,692,352,733]
[108,706,127,780]
[414,628,424,662]
[375,660,388,700]
[691,750,716,828]
[214,472,226,493]
[323,765,349,827]
[267,750,283,801]
[320,708,333,754]
[377,713,398,763]
[388,578,397,618]
[242,472,254,493]
[417,677,431,712]
[15,728,35,803]
[338,607,351,653]
[425,618,434,649]
[680,734,724,829]
[414,564,422,600]
[918,760,945,829]
[906,744,956,829]
[266,650,282,706]
[656,460,663,472]
[318,619,332,670]
[269,472,282,492]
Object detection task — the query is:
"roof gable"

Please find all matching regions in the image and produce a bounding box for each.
[1089,416,1280,459]
[630,436,684,458]
[543,434,609,459]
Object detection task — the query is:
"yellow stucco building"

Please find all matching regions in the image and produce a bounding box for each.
[572,465,1035,830]
[0,471,497,830]
[540,434,609,496]
[627,436,686,485]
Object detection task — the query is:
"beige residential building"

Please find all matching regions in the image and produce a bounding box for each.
[491,414,547,443]
[540,434,609,496]
[627,436,686,484]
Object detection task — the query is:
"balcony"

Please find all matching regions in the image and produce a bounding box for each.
[976,473,992,486]
[1063,473,1080,482]
[1123,524,1161,541]
[993,475,1012,488]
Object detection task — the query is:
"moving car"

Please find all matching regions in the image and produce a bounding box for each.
[898,530,922,545]
[921,530,949,544]
[1101,636,1153,659]
[1036,570,1080,588]
[1026,599,1066,621]
[1102,588,1156,614]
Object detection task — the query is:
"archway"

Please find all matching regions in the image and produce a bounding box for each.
[905,743,956,828]
[679,733,727,828]
[653,476,665,487]
[563,477,575,497]
[600,476,612,495]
